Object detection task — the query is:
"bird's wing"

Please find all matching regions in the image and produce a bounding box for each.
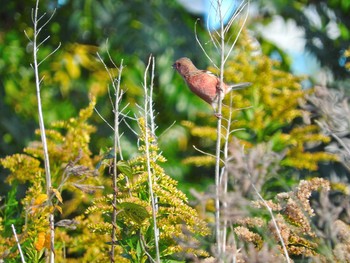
[189,70,217,77]
[201,70,217,77]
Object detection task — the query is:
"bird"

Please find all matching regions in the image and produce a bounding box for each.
[172,57,250,117]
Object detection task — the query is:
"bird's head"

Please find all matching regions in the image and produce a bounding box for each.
[172,57,197,77]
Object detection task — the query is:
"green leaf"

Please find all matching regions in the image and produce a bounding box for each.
[95,148,115,169]
[118,202,149,224]
[117,160,133,177]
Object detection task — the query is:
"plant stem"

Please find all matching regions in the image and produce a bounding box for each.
[111,60,123,262]
[32,1,54,261]
[143,56,160,263]
[214,0,225,259]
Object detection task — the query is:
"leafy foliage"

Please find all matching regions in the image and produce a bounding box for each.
[0,101,102,261]
[1,1,350,262]
[0,102,209,262]
[230,178,350,261]
[87,117,209,261]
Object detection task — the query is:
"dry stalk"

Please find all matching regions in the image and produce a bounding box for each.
[96,50,125,262]
[142,55,161,263]
[25,1,61,261]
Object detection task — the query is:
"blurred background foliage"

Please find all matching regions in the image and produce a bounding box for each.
[0,0,349,195]
[1,0,350,261]
[258,0,350,80]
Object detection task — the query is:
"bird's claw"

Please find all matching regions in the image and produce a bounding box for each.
[214,112,222,119]
[216,85,224,92]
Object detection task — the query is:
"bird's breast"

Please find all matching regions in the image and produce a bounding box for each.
[186,74,219,104]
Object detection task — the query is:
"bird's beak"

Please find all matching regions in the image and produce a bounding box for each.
[172,63,176,69]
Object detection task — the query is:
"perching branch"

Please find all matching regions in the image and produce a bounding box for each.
[194,0,250,260]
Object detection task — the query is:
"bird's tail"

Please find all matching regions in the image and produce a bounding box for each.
[227,82,251,92]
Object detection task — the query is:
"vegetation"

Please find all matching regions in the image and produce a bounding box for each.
[0,0,349,262]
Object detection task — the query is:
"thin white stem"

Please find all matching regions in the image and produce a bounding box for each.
[212,1,250,260]
[206,7,221,53]
[224,1,246,35]
[39,9,54,25]
[122,118,139,136]
[97,51,126,161]
[221,94,235,254]
[330,132,350,155]
[250,182,291,263]
[149,56,156,136]
[32,1,55,261]
[223,1,250,65]
[36,35,50,49]
[158,121,176,140]
[111,60,123,262]
[11,224,26,263]
[195,19,219,69]
[143,55,160,263]
[96,51,125,262]
[37,42,61,67]
[94,107,114,130]
[193,145,224,163]
[140,234,157,263]
[24,30,32,42]
[214,0,225,259]
[237,143,290,262]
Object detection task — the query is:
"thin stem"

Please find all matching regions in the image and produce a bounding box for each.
[111,60,123,262]
[32,1,55,261]
[94,107,114,130]
[143,55,160,263]
[149,56,156,136]
[11,224,26,263]
[37,42,61,67]
[195,19,219,69]
[250,182,291,263]
[214,0,225,259]
[96,51,124,262]
[224,1,250,65]
[221,93,235,254]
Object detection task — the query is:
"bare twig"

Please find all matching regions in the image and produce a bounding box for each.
[223,2,249,65]
[96,51,124,262]
[223,1,246,35]
[140,234,157,263]
[37,42,61,67]
[30,1,56,261]
[315,120,350,155]
[236,142,290,262]
[214,0,226,257]
[11,224,26,263]
[196,0,250,260]
[195,19,219,69]
[142,55,160,262]
[221,93,235,254]
[111,60,123,262]
[94,107,114,130]
[193,145,224,163]
[149,56,156,136]
[249,178,291,263]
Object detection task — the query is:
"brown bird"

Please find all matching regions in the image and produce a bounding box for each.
[172,57,250,117]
